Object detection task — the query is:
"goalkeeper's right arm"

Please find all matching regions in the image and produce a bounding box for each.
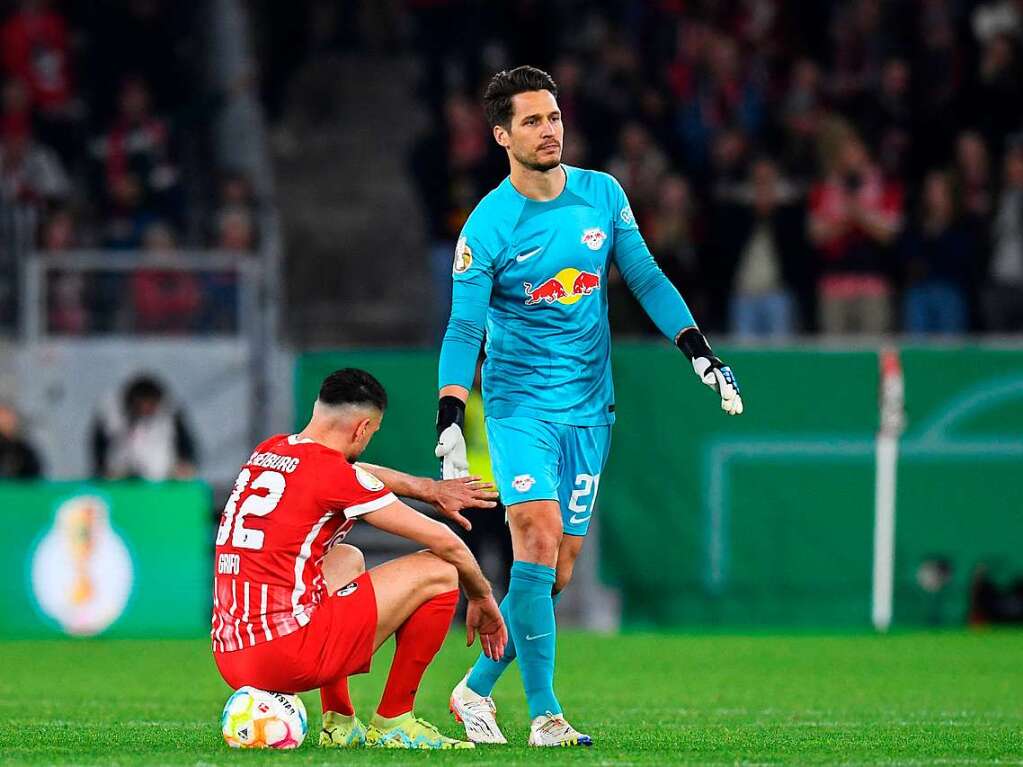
[438,230,493,478]
[435,392,469,479]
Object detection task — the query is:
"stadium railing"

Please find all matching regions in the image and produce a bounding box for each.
[19,250,260,342]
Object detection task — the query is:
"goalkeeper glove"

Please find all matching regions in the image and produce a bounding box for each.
[676,327,744,416]
[435,396,470,479]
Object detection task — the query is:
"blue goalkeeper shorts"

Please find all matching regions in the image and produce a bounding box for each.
[485,416,611,536]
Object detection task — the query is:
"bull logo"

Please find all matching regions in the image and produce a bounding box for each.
[524,268,601,306]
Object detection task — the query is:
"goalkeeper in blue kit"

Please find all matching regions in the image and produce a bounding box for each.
[436,66,743,747]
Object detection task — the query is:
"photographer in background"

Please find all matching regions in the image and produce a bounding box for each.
[0,402,42,478]
[91,374,197,481]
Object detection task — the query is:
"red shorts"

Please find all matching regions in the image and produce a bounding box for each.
[214,572,378,693]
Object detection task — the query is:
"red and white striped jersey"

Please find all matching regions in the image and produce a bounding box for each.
[211,434,395,652]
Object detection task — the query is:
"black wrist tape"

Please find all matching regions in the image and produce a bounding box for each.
[437,396,466,435]
[675,327,713,361]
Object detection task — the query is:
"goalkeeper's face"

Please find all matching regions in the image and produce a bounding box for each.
[499,89,563,172]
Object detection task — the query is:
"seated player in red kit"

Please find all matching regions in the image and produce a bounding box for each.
[212,368,506,749]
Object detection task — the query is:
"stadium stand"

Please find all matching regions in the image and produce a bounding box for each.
[255,0,1023,341]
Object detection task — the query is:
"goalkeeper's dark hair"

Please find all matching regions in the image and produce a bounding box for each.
[483,65,558,129]
[318,368,388,412]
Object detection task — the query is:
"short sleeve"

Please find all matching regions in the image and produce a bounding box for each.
[321,461,397,519]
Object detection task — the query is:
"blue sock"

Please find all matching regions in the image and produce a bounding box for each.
[505,561,560,719]
[467,590,563,696]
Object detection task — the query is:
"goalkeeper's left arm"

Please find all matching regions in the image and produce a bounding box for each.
[610,179,743,415]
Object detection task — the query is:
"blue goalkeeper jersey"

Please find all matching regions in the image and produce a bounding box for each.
[439,165,695,426]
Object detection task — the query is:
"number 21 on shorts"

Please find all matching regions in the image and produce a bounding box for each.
[568,473,600,523]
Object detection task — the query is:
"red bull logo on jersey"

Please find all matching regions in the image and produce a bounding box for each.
[524,267,601,305]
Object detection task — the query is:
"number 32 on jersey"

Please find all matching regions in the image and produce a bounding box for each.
[215,468,286,550]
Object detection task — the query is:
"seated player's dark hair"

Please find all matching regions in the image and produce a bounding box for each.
[483,65,558,129]
[318,368,388,412]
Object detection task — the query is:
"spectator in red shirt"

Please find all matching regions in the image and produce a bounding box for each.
[0,0,78,162]
[808,128,903,334]
[92,77,179,222]
[131,222,200,334]
[0,0,73,113]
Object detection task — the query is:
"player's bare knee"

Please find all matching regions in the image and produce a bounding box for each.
[321,544,365,594]
[523,524,562,563]
[334,543,365,570]
[412,550,458,594]
[437,560,458,592]
[512,509,562,564]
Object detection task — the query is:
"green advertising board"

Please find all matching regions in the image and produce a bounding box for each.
[296,343,1023,630]
[0,481,212,638]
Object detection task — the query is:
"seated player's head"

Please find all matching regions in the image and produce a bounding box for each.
[484,65,562,173]
[312,368,388,461]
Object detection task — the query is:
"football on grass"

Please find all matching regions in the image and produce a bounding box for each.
[221,686,307,749]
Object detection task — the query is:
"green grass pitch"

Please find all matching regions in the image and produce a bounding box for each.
[1,631,1021,765]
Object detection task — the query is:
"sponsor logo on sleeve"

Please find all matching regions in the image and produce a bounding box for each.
[620,205,634,225]
[453,236,473,274]
[354,466,385,492]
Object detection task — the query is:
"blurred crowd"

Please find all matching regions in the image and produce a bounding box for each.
[407,0,1023,337]
[0,0,259,336]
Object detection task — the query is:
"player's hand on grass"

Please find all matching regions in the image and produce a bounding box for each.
[430,476,499,531]
[676,327,744,416]
[436,396,471,479]
[465,594,507,661]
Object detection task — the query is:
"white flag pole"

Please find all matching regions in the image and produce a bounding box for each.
[872,347,905,633]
